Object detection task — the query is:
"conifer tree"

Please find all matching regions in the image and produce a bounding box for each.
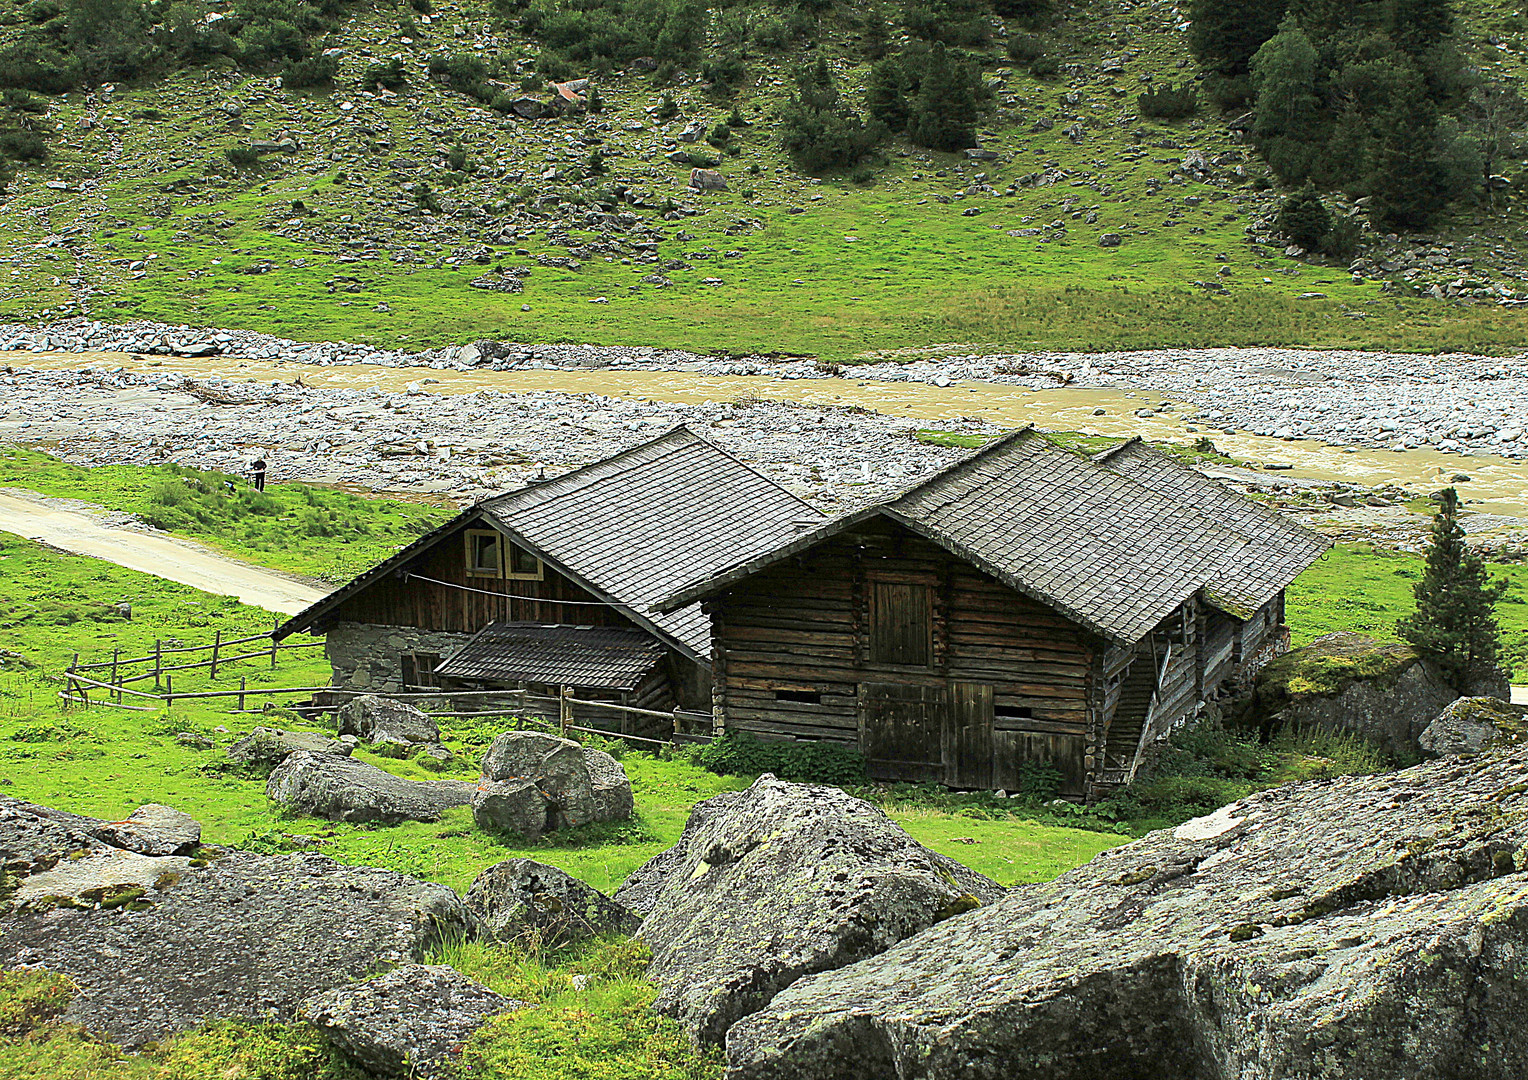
[865,57,910,132]
[907,43,979,151]
[1397,487,1509,692]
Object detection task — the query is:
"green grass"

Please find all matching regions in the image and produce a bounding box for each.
[3,0,1528,358]
[0,445,449,584]
[1286,543,1528,681]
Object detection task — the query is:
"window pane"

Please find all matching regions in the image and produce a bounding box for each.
[510,546,539,575]
[471,533,499,570]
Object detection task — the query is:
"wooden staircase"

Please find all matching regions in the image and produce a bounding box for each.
[1099,658,1160,783]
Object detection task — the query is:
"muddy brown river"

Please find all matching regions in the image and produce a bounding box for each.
[19,350,1528,518]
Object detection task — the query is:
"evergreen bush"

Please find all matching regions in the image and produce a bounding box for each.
[1137,80,1197,119]
[1274,186,1331,249]
[694,731,869,785]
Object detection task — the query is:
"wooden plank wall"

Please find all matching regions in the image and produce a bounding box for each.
[709,518,1098,793]
[323,518,626,633]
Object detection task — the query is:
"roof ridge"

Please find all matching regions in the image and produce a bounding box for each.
[1090,435,1143,463]
[484,425,699,509]
[882,424,1037,510]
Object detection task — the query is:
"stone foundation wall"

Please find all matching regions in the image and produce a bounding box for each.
[325,621,474,693]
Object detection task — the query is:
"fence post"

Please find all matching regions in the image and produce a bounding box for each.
[238,677,246,711]
[110,648,120,704]
[154,639,163,689]
[165,674,173,710]
[559,685,572,738]
[210,630,222,680]
[270,620,279,669]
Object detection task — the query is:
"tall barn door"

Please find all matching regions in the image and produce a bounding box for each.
[945,682,994,789]
[858,682,945,783]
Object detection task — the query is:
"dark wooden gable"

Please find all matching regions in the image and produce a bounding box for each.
[709,515,1103,796]
[315,514,636,636]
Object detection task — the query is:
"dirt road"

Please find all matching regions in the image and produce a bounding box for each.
[0,489,327,614]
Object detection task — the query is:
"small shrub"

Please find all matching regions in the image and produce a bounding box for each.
[585,146,605,173]
[695,731,869,785]
[280,54,337,88]
[429,52,494,103]
[446,143,468,171]
[2,87,47,113]
[1275,186,1331,250]
[362,57,407,90]
[992,0,1052,27]
[1319,214,1363,262]
[0,129,48,162]
[1005,31,1044,66]
[1028,53,1059,79]
[655,90,679,120]
[1015,759,1063,799]
[224,144,262,169]
[586,84,603,111]
[702,51,746,91]
[850,164,874,183]
[1137,80,1197,119]
[0,41,81,94]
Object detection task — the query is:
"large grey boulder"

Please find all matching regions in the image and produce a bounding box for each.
[472,732,632,838]
[337,695,441,752]
[613,790,744,918]
[583,746,635,821]
[0,799,471,1048]
[268,750,475,824]
[634,775,1004,1047]
[225,726,352,775]
[1418,696,1528,758]
[1244,632,1457,760]
[465,858,640,943]
[727,749,1528,1080]
[301,964,522,1079]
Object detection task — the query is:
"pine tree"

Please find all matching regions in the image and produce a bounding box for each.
[1397,487,1509,692]
[907,43,979,152]
[1188,0,1287,76]
[1274,185,1330,249]
[865,57,910,132]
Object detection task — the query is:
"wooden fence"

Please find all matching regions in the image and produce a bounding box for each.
[57,634,715,747]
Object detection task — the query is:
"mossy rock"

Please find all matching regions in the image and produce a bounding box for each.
[1254,632,1421,712]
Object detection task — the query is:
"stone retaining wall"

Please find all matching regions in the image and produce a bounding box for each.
[325,621,473,693]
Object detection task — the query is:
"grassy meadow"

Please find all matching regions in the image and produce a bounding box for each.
[4,0,1528,358]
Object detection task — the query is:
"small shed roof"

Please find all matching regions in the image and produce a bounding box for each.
[434,621,664,691]
[658,429,1329,646]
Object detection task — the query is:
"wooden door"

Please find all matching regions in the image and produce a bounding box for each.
[858,682,945,783]
[944,682,994,789]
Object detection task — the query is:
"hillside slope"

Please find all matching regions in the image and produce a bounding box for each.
[2,0,1527,359]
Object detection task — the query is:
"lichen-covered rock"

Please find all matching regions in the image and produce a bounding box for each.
[582,747,634,822]
[465,858,640,943]
[475,732,630,835]
[1244,632,1457,760]
[337,695,441,751]
[612,790,744,918]
[727,749,1528,1080]
[301,964,522,1078]
[92,803,201,856]
[472,778,552,839]
[1419,696,1528,757]
[0,800,471,1048]
[635,775,1004,1046]
[267,750,475,824]
[225,726,352,776]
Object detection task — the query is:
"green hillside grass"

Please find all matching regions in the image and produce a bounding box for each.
[2,0,1527,358]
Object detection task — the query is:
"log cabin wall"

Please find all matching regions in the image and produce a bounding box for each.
[707,517,1101,796]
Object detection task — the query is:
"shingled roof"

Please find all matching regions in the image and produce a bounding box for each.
[277,426,823,660]
[658,429,1329,646]
[1092,438,1330,611]
[433,622,665,691]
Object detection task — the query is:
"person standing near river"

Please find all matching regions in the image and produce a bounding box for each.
[250,456,268,491]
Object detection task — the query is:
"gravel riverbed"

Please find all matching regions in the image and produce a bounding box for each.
[3,320,1525,460]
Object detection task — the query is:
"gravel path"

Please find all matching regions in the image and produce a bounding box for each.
[0,488,326,613]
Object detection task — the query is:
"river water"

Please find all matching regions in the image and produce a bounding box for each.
[19,350,1528,518]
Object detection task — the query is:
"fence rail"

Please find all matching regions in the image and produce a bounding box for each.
[59,638,716,747]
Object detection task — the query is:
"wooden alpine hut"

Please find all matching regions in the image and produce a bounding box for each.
[656,428,1329,798]
[274,426,823,728]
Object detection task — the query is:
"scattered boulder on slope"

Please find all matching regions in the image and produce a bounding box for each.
[337,694,442,753]
[1418,696,1528,758]
[727,749,1528,1080]
[225,726,352,775]
[633,775,1005,1047]
[267,750,475,823]
[613,790,744,918]
[465,858,640,943]
[472,732,632,839]
[1240,632,1458,760]
[0,798,471,1048]
[301,964,523,1079]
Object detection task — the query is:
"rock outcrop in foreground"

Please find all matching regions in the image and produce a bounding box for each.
[632,776,1005,1047]
[0,797,471,1047]
[266,749,475,823]
[472,732,634,839]
[727,749,1528,1080]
